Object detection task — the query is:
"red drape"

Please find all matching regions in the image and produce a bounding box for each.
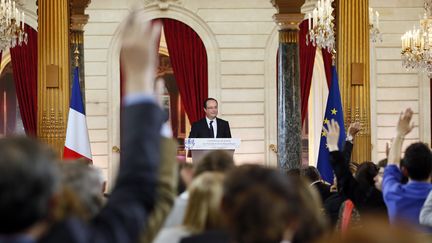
[10,24,37,136]
[162,18,208,124]
[298,19,334,125]
[322,49,333,87]
[299,20,317,125]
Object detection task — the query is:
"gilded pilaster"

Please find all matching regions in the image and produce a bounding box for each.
[336,0,371,162]
[37,0,70,156]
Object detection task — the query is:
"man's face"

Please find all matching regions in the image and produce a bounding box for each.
[204,100,218,119]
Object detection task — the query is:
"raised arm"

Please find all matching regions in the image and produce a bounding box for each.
[89,12,164,243]
[387,108,414,167]
[325,120,361,204]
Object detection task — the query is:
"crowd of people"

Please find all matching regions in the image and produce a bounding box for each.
[0,12,432,243]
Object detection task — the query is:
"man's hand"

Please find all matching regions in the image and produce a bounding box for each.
[387,108,414,166]
[323,119,340,152]
[120,12,162,96]
[348,122,361,138]
[396,108,414,137]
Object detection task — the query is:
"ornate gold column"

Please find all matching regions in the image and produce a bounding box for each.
[37,0,70,155]
[336,0,371,162]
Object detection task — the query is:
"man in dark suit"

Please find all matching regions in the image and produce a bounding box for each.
[189,98,231,139]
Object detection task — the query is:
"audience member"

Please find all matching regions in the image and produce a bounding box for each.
[139,137,178,243]
[154,172,224,243]
[163,150,234,228]
[301,166,332,203]
[182,165,328,243]
[420,191,432,227]
[325,120,387,230]
[0,12,165,243]
[382,108,432,229]
[55,160,105,221]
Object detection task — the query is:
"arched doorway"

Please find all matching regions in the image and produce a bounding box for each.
[0,62,25,135]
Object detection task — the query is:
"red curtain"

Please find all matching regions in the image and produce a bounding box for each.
[299,20,317,125]
[162,18,208,124]
[322,49,333,87]
[10,24,37,136]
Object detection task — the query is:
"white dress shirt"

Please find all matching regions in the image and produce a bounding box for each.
[206,117,217,138]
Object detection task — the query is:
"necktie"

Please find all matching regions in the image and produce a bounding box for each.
[209,120,215,138]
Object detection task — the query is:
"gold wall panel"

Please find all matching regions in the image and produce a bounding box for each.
[336,0,371,162]
[37,0,70,156]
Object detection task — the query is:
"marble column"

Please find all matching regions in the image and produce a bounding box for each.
[274,14,303,172]
[37,0,70,156]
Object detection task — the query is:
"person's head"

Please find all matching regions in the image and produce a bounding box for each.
[222,165,304,243]
[193,150,235,178]
[0,137,59,234]
[289,176,328,243]
[301,166,322,183]
[403,142,432,181]
[203,98,218,120]
[183,172,225,233]
[374,167,385,191]
[56,160,105,220]
[355,162,379,190]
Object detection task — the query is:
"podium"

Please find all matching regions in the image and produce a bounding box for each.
[185,138,241,163]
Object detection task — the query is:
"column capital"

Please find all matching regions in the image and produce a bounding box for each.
[273,13,304,30]
[70,0,91,31]
[301,0,318,15]
[71,14,89,31]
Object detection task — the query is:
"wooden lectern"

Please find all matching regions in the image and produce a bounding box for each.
[185,138,241,163]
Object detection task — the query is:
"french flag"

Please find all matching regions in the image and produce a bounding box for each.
[63,66,92,161]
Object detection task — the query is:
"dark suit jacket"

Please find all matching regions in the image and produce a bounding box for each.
[312,181,332,203]
[188,117,231,138]
[39,102,163,243]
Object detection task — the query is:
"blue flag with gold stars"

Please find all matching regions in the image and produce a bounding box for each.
[317,66,346,183]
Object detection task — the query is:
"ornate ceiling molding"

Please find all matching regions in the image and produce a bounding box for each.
[143,0,183,10]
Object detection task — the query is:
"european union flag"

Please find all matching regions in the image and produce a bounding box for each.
[317,66,346,183]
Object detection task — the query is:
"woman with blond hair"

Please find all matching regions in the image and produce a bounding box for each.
[153,172,225,243]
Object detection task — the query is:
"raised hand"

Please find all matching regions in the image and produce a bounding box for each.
[323,119,340,151]
[120,12,162,96]
[396,108,415,137]
[348,122,361,138]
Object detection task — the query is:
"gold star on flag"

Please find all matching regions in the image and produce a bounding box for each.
[323,118,329,124]
[331,108,337,115]
[321,130,327,137]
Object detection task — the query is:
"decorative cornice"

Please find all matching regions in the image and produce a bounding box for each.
[143,0,183,10]
[273,13,304,30]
